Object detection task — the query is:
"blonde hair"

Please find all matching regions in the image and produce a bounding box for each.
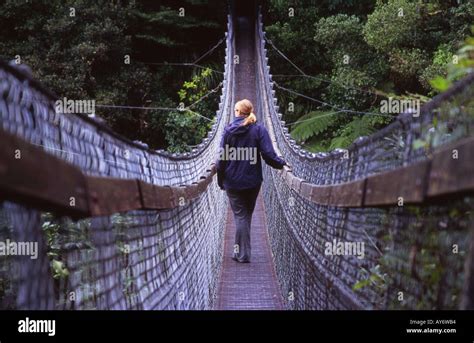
[235,99,257,126]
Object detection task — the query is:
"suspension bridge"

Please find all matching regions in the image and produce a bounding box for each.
[0,5,473,311]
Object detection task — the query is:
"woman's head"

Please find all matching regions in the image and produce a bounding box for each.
[234,99,257,126]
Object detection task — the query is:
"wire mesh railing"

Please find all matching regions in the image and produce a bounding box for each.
[256,8,474,310]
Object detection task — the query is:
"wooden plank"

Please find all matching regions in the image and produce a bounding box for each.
[329,179,365,207]
[0,128,89,218]
[310,185,332,204]
[300,181,312,199]
[279,167,390,207]
[198,176,211,193]
[196,177,208,194]
[86,177,142,216]
[171,186,188,207]
[364,161,430,206]
[185,183,201,200]
[0,128,221,217]
[289,175,304,193]
[428,137,474,197]
[138,181,175,209]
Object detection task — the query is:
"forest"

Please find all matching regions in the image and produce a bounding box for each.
[1,0,473,152]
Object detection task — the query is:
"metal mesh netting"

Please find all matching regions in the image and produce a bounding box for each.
[256,10,474,310]
[0,15,234,310]
[0,184,227,310]
[262,166,473,310]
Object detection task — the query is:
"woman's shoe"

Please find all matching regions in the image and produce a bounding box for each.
[232,256,250,263]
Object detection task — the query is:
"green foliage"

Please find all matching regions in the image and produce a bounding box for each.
[326,67,378,110]
[353,264,388,292]
[430,26,474,92]
[292,111,392,152]
[51,260,69,279]
[388,48,430,90]
[290,111,340,142]
[363,0,421,52]
[315,14,363,50]
[273,0,473,156]
[41,213,93,281]
[178,68,213,102]
[328,115,381,150]
[443,2,474,45]
[165,110,213,152]
[42,214,61,260]
[0,0,226,150]
[362,0,472,93]
[165,68,217,152]
[265,2,327,78]
[419,44,454,91]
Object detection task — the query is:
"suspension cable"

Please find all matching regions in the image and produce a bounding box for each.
[138,36,226,75]
[193,37,225,64]
[266,38,381,96]
[273,81,392,117]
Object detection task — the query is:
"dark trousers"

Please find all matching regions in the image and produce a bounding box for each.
[226,184,261,262]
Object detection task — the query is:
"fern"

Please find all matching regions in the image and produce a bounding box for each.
[329,115,377,150]
[329,135,354,149]
[303,138,331,152]
[290,111,340,142]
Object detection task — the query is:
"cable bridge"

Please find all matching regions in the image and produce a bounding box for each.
[0,7,473,310]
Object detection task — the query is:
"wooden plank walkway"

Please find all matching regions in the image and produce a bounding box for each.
[216,194,283,310]
[215,12,283,310]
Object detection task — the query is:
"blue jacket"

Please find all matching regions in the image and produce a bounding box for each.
[216,116,287,190]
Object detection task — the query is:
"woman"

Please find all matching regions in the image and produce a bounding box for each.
[216,99,288,263]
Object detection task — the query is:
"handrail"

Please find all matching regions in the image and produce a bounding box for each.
[277,136,474,207]
[0,127,216,219]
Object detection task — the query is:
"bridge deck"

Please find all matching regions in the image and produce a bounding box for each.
[216,194,283,310]
[215,13,283,310]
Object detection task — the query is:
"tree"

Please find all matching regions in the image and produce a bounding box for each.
[0,0,227,150]
[165,68,218,152]
[363,0,421,53]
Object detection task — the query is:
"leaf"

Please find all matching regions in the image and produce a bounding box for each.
[353,279,370,291]
[412,139,427,150]
[329,116,376,150]
[290,111,340,142]
[429,76,451,92]
[51,260,69,278]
